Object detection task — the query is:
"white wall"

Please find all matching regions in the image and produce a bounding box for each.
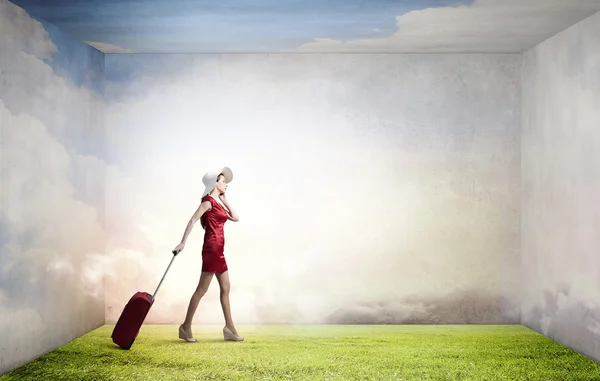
[104,53,522,326]
[0,0,106,375]
[522,11,600,362]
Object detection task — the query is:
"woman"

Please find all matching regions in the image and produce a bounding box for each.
[172,166,244,342]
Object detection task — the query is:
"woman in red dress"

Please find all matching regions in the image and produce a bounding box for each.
[172,166,244,342]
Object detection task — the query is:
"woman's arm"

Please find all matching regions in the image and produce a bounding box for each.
[219,194,239,222]
[173,200,212,254]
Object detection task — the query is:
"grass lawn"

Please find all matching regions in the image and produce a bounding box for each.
[2,325,600,380]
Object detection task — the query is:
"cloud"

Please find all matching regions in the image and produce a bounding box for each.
[0,0,113,372]
[520,12,600,361]
[327,288,520,324]
[1,0,522,332]
[589,321,600,336]
[289,0,600,53]
[0,99,106,297]
[0,0,108,288]
[84,41,133,54]
[0,0,57,59]
[521,8,600,299]
[0,83,157,325]
[103,53,521,324]
[0,97,109,374]
[0,290,48,373]
[523,286,600,361]
[0,1,105,148]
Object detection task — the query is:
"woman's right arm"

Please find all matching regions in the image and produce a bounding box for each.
[173,200,212,254]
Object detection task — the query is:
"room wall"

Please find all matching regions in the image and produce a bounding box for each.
[521,11,600,362]
[104,53,522,326]
[0,0,106,375]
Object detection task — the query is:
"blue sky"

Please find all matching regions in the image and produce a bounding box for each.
[41,18,105,92]
[37,17,107,161]
[11,0,473,52]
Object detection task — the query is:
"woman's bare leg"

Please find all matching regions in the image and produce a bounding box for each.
[182,272,214,329]
[215,271,238,335]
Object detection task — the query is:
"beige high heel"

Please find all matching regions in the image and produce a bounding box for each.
[179,325,198,342]
[223,326,244,341]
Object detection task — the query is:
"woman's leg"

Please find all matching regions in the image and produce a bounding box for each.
[182,271,214,329]
[215,271,239,335]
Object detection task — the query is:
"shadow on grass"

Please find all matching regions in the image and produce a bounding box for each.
[151,338,243,345]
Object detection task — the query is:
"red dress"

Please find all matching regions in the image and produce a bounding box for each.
[200,195,229,273]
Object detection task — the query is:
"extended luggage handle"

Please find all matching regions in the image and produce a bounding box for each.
[151,251,177,302]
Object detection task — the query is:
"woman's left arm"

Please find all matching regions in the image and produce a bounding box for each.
[219,194,239,222]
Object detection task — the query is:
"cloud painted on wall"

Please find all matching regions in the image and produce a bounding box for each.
[2,0,523,331]
[291,0,600,53]
[8,0,473,53]
[102,52,522,325]
[0,0,182,335]
[0,3,113,369]
[521,12,600,361]
[0,100,107,371]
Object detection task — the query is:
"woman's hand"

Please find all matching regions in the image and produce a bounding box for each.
[172,243,185,255]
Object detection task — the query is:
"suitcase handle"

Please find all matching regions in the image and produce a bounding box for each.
[151,253,176,302]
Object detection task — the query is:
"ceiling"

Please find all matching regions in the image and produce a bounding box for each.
[8,0,600,54]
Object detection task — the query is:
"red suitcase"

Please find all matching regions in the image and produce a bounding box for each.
[111,252,177,349]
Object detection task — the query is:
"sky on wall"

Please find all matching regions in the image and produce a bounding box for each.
[11,0,600,54]
[8,0,472,53]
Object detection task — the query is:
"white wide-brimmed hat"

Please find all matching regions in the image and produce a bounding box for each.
[201,166,233,197]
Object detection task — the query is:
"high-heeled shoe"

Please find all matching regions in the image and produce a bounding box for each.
[223,326,244,341]
[179,325,198,342]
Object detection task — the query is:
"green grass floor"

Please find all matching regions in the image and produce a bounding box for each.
[2,325,600,380]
